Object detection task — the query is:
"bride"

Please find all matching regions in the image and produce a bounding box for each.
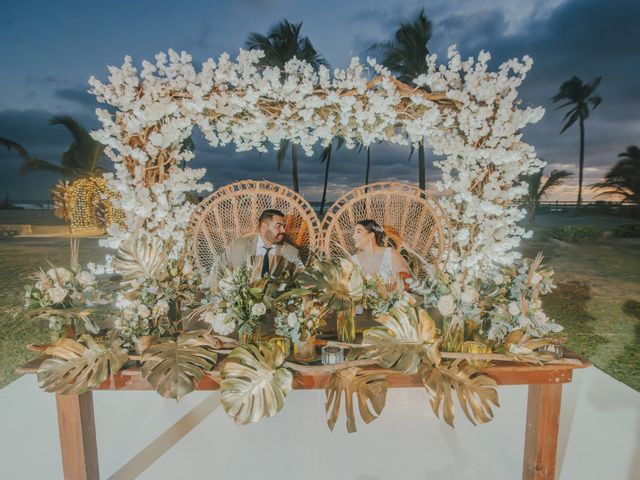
[351,219,412,288]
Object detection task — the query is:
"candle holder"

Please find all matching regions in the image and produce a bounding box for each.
[321,345,344,365]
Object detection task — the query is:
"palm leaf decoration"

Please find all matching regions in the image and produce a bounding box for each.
[298,257,363,311]
[419,359,499,427]
[500,330,557,364]
[37,331,128,395]
[112,235,168,290]
[141,330,219,400]
[220,343,293,424]
[325,367,388,433]
[355,306,439,374]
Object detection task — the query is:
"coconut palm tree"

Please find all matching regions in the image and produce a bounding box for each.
[591,145,640,214]
[245,20,328,193]
[318,137,344,216]
[523,168,573,225]
[0,115,106,177]
[552,76,602,207]
[371,8,433,190]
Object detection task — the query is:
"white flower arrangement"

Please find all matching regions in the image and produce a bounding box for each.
[273,296,327,344]
[24,267,107,335]
[88,46,544,287]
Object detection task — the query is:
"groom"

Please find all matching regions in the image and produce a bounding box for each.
[215,209,301,280]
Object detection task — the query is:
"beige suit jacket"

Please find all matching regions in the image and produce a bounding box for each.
[209,233,301,287]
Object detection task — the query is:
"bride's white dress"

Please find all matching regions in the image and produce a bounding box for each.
[351,247,395,283]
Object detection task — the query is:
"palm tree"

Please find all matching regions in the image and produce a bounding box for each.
[591,145,640,214]
[245,20,328,193]
[523,168,573,225]
[0,115,106,177]
[552,76,602,207]
[372,8,433,190]
[318,137,344,216]
[354,142,376,187]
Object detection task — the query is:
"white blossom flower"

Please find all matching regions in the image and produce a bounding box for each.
[251,303,266,316]
[287,312,298,328]
[437,295,456,316]
[76,271,96,286]
[137,304,151,319]
[48,287,68,304]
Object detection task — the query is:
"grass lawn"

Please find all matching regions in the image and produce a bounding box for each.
[1,212,639,392]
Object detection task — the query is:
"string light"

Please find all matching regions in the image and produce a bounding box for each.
[53,176,125,233]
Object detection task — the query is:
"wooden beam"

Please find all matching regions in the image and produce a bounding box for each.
[56,392,100,480]
[523,383,563,480]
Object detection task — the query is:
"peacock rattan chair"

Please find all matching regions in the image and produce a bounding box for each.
[320,181,448,279]
[186,180,321,277]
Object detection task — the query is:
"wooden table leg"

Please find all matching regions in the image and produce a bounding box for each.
[523,383,563,480]
[56,392,100,480]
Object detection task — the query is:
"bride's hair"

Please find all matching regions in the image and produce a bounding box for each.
[356,219,387,247]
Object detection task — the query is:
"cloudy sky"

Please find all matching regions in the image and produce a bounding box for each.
[1,0,637,203]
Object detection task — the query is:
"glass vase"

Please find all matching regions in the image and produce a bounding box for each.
[293,331,316,362]
[239,324,262,346]
[336,308,356,343]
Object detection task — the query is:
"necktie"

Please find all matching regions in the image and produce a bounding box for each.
[261,246,273,277]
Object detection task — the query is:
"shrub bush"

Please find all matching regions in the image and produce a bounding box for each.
[542,225,602,243]
[613,223,640,238]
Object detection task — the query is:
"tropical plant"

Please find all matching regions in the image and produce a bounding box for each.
[523,168,573,224]
[552,76,602,207]
[245,20,328,192]
[318,137,344,216]
[0,116,106,177]
[372,8,433,190]
[591,145,640,213]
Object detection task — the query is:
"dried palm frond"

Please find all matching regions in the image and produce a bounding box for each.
[220,343,293,424]
[141,330,219,400]
[37,330,128,395]
[325,367,388,433]
[419,359,499,427]
[51,180,69,221]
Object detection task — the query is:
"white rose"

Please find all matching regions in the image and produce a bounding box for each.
[287,312,298,328]
[156,300,169,315]
[251,303,266,316]
[437,295,456,316]
[460,287,478,305]
[507,302,520,316]
[48,268,73,284]
[137,305,151,319]
[531,273,542,285]
[48,287,68,304]
[306,320,315,330]
[212,312,235,335]
[76,271,95,286]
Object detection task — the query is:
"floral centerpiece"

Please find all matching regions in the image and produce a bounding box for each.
[24,267,107,338]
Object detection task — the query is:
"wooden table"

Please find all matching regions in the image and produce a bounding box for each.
[17,353,590,480]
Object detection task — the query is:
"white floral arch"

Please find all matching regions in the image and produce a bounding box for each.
[89,46,544,285]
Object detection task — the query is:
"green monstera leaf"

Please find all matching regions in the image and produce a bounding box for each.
[220,343,293,425]
[141,330,218,400]
[37,330,128,395]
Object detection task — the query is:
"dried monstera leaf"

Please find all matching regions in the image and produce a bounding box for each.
[141,330,218,400]
[420,359,499,427]
[112,235,168,289]
[298,257,362,311]
[37,330,128,395]
[220,343,293,425]
[355,306,439,374]
[325,367,388,433]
